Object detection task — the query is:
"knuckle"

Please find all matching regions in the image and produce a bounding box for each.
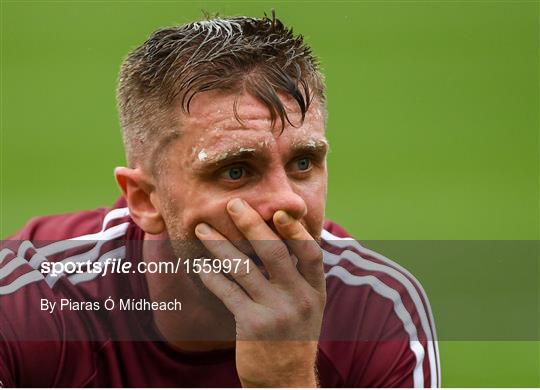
[295,241,323,264]
[297,239,311,252]
[266,243,290,261]
[222,282,240,299]
[272,309,293,331]
[308,245,323,264]
[295,294,316,319]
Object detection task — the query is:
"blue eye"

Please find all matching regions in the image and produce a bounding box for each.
[296,158,311,171]
[225,166,245,180]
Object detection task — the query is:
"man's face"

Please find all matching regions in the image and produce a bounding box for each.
[155,90,328,256]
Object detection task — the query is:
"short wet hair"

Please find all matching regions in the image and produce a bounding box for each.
[117,13,326,170]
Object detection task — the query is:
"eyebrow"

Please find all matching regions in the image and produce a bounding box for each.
[192,146,262,171]
[192,137,328,172]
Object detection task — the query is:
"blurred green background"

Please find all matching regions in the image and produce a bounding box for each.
[1,0,538,386]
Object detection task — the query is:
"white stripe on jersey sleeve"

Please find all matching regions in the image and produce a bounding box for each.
[66,245,126,286]
[325,265,426,387]
[37,221,130,259]
[0,249,13,265]
[0,271,44,295]
[322,229,440,388]
[1,208,131,295]
[0,258,26,280]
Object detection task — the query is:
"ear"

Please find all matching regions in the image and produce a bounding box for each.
[114,167,166,235]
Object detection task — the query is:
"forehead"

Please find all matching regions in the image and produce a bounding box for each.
[179,90,326,144]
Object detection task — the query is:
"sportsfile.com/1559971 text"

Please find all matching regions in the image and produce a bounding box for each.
[39,257,250,278]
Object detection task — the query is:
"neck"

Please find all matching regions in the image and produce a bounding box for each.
[142,232,236,352]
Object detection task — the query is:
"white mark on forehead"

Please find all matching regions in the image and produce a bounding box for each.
[318,138,329,147]
[292,136,329,148]
[192,145,262,167]
[198,150,208,161]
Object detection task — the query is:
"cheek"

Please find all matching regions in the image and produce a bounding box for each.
[162,185,241,240]
[184,201,231,234]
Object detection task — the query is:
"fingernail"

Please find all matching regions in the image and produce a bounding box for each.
[275,210,291,225]
[195,223,211,236]
[228,198,245,214]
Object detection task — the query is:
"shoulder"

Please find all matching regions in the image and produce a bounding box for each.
[319,220,440,388]
[321,220,435,334]
[0,199,135,386]
[321,220,434,325]
[1,198,133,297]
[7,197,131,242]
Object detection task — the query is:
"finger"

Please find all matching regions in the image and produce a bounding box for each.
[195,222,271,301]
[273,210,325,293]
[197,268,252,315]
[226,198,296,283]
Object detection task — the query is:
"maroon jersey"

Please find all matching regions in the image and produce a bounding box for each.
[0,198,440,387]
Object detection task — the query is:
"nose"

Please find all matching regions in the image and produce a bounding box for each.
[248,170,308,223]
